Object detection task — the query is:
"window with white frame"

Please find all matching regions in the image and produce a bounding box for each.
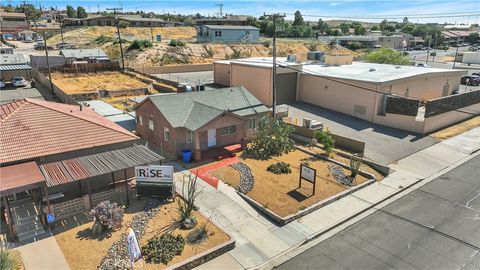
[186,130,194,143]
[248,117,256,130]
[148,120,154,131]
[138,115,143,125]
[164,127,170,142]
[221,125,236,136]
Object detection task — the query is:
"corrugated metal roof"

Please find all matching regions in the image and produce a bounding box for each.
[60,49,107,58]
[0,161,46,196]
[40,145,163,187]
[0,98,138,164]
[0,64,32,71]
[201,25,259,30]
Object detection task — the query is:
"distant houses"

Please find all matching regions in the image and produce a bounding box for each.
[197,25,259,43]
[62,16,177,27]
[59,48,109,63]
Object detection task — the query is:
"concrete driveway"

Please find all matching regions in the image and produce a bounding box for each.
[282,102,439,165]
[276,155,480,270]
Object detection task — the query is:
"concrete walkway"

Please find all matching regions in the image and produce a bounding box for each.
[169,127,480,270]
[16,232,71,270]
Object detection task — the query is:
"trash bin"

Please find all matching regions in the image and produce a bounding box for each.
[182,149,192,163]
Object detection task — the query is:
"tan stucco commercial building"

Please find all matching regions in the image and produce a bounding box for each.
[214,58,478,134]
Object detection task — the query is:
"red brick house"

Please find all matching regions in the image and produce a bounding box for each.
[135,87,270,160]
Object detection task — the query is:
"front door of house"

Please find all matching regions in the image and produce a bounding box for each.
[207,129,216,147]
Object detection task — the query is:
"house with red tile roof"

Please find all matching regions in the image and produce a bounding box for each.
[0,98,163,242]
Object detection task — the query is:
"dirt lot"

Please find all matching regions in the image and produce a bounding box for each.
[430,116,480,140]
[53,199,147,270]
[53,198,230,270]
[210,150,370,217]
[51,72,149,94]
[137,201,230,269]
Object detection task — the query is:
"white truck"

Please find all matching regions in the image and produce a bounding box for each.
[462,52,480,65]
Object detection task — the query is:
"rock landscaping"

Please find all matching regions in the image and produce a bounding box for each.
[98,199,165,270]
[231,162,255,194]
[328,164,355,186]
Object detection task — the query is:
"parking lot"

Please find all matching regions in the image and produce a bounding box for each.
[0,83,45,104]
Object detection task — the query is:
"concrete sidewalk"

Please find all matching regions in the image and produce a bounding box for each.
[169,127,480,270]
[17,232,71,270]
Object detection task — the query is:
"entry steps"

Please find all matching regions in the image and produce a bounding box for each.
[10,202,46,242]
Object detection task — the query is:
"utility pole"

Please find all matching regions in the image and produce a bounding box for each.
[150,17,154,42]
[107,7,125,70]
[22,1,30,30]
[452,33,460,69]
[42,31,54,94]
[58,9,64,43]
[264,13,285,118]
[217,3,223,18]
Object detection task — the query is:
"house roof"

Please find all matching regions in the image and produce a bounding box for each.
[120,17,166,23]
[145,86,269,131]
[0,12,26,18]
[0,99,137,164]
[0,161,46,196]
[201,25,259,30]
[60,48,107,58]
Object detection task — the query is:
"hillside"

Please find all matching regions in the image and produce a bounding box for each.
[48,26,357,67]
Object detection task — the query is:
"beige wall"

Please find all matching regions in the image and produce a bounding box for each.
[324,55,354,66]
[378,73,464,100]
[373,113,424,133]
[423,103,480,134]
[298,74,378,121]
[230,63,273,106]
[213,62,231,86]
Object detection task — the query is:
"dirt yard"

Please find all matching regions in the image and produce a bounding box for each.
[430,116,480,140]
[137,201,230,269]
[53,198,230,270]
[210,150,370,217]
[53,199,147,270]
[51,72,149,94]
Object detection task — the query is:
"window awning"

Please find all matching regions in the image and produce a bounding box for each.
[0,161,46,196]
[0,64,32,71]
[39,145,163,187]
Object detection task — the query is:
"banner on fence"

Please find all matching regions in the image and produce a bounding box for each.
[135,165,173,184]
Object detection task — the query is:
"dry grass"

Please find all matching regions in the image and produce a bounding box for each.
[430,116,480,140]
[210,150,369,217]
[53,199,147,270]
[51,72,149,94]
[136,201,230,269]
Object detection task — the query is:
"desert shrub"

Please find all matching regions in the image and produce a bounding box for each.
[142,233,185,264]
[225,48,251,59]
[177,174,198,229]
[242,118,295,160]
[0,248,22,270]
[307,41,319,51]
[127,39,153,51]
[90,200,124,235]
[349,153,362,178]
[118,21,129,28]
[267,162,292,174]
[169,39,186,47]
[94,35,114,44]
[186,223,209,244]
[202,45,215,57]
[313,129,335,155]
[113,37,129,45]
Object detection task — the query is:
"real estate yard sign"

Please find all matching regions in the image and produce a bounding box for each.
[299,164,316,195]
[135,165,174,197]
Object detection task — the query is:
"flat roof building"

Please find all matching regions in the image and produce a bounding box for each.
[197,25,259,43]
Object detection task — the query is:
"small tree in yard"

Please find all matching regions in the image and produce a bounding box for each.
[177,174,199,229]
[90,200,124,235]
[313,129,335,155]
[349,153,362,178]
[242,118,295,160]
[0,248,22,270]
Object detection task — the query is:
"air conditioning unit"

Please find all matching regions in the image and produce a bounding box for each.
[196,85,205,91]
[286,54,297,62]
[303,118,312,128]
[307,51,324,64]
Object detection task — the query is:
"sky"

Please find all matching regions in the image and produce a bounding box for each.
[5,0,480,24]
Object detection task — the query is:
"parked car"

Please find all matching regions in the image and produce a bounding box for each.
[460,75,480,86]
[24,37,33,43]
[34,43,54,50]
[472,72,480,77]
[57,42,75,49]
[0,79,5,88]
[413,45,424,50]
[12,77,27,87]
[429,52,437,56]
[469,46,479,51]
[416,63,430,67]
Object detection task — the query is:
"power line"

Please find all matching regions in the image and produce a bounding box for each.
[107,7,125,70]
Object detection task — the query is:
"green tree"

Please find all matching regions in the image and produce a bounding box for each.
[467,32,479,44]
[364,48,411,65]
[370,25,379,31]
[403,17,409,25]
[15,4,40,21]
[379,19,388,32]
[246,16,260,28]
[340,23,350,34]
[313,129,335,155]
[351,22,366,35]
[0,248,22,270]
[293,10,304,26]
[401,23,415,34]
[66,5,76,18]
[76,6,88,18]
[316,19,329,35]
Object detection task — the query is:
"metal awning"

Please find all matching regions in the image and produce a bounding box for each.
[39,145,163,187]
[0,161,46,196]
[0,64,32,71]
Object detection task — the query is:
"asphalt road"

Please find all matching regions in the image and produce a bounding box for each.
[277,155,480,270]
